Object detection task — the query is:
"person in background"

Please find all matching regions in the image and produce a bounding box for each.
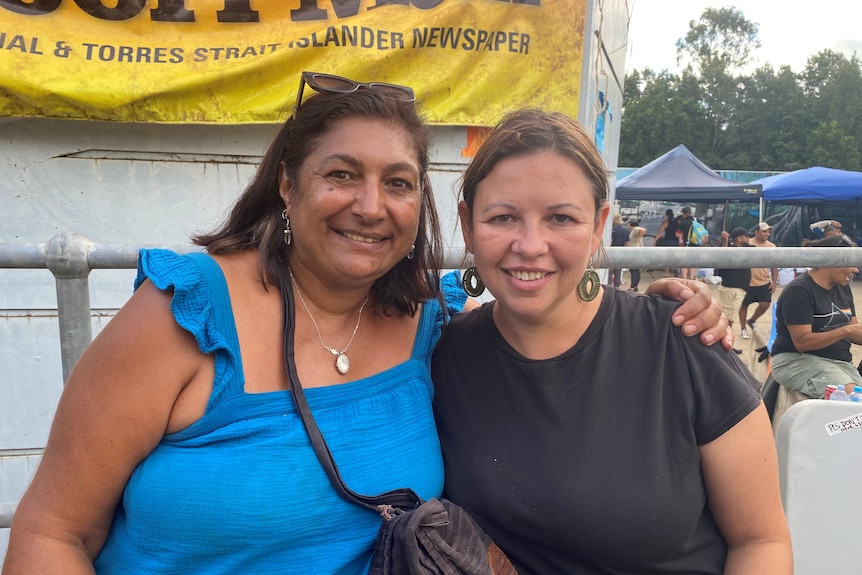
[432,108,792,575]
[771,234,862,399]
[823,223,843,237]
[740,221,778,339]
[716,228,752,355]
[609,213,629,288]
[810,219,843,238]
[4,75,729,575]
[626,216,646,292]
[654,208,681,276]
[677,206,696,279]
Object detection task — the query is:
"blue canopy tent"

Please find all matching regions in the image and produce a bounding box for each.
[752,166,862,203]
[750,166,862,245]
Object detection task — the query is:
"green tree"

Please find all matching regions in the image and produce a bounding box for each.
[619,69,710,166]
[800,50,862,160]
[623,68,644,104]
[725,64,814,170]
[800,50,850,98]
[676,6,760,72]
[807,120,862,170]
[675,7,761,161]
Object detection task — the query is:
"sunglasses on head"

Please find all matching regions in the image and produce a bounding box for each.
[293,71,415,117]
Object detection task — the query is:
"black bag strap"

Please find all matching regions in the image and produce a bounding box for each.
[281,279,423,514]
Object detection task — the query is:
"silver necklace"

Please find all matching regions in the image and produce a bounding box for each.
[289,269,369,375]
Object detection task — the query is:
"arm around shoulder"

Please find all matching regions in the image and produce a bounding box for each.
[3,280,208,573]
[644,278,732,349]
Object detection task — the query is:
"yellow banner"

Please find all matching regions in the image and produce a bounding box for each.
[0,0,585,125]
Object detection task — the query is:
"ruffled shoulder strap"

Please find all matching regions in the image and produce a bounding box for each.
[412,271,468,361]
[441,270,469,318]
[135,249,244,409]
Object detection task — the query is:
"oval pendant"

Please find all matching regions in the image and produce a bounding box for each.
[335,353,350,375]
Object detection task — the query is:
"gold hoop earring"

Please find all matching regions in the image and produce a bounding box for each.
[577,258,600,302]
[462,266,485,297]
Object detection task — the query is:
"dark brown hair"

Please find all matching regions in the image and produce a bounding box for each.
[810,234,857,248]
[460,108,608,217]
[194,88,442,316]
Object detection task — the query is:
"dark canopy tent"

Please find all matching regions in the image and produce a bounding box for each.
[615,145,762,202]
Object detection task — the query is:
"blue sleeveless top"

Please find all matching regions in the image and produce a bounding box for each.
[94,249,466,575]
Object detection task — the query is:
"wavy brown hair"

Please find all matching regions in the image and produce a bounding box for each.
[194,87,443,316]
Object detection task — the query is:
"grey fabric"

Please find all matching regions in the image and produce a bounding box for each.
[369,497,497,575]
[616,145,762,202]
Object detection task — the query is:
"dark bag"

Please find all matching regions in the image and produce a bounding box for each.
[281,283,517,575]
[369,497,516,575]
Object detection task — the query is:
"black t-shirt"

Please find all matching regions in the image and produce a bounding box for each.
[678,215,694,246]
[716,267,751,289]
[771,272,856,361]
[663,217,680,241]
[432,289,761,575]
[716,245,752,289]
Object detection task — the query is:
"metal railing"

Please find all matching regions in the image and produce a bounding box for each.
[4,232,862,384]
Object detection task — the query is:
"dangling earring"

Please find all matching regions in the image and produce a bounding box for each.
[282,209,292,246]
[406,244,415,260]
[462,265,485,297]
[577,257,600,302]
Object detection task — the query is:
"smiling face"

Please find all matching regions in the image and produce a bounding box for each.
[460,150,608,325]
[280,117,422,289]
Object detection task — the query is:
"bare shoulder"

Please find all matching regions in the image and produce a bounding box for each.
[68,278,208,433]
[209,250,271,302]
[209,249,260,275]
[7,279,209,562]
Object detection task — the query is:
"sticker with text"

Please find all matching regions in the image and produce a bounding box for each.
[825,412,862,436]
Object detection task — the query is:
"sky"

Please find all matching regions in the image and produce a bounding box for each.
[625,0,862,75]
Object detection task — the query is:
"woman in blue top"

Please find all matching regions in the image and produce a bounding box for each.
[5,74,726,574]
